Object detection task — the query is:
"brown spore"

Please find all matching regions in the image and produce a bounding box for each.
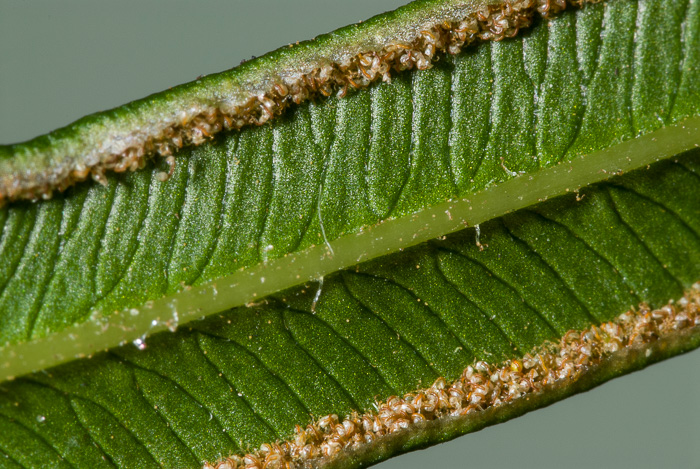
[204,283,700,469]
[2,0,597,205]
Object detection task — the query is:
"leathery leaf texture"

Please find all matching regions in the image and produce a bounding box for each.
[0,0,699,467]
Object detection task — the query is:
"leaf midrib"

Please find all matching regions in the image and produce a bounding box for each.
[2,0,696,353]
[2,115,698,382]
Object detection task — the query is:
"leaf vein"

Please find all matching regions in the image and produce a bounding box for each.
[118,352,240,448]
[340,274,441,377]
[501,219,607,322]
[195,333,279,442]
[199,330,315,418]
[285,305,398,397]
[436,245,561,336]
[529,209,643,305]
[92,171,155,305]
[0,412,76,469]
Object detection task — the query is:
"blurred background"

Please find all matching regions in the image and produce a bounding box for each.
[1,1,699,467]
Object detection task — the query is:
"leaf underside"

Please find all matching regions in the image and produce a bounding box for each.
[0,0,698,346]
[0,0,699,468]
[0,152,698,468]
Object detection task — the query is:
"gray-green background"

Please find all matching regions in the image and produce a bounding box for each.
[1,1,698,467]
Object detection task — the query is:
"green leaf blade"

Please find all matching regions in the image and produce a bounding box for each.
[1,0,699,356]
[0,0,699,467]
[2,152,698,467]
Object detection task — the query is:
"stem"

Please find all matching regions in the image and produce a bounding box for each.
[1,115,698,382]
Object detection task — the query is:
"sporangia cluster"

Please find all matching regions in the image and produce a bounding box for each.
[2,0,596,204]
[205,284,700,469]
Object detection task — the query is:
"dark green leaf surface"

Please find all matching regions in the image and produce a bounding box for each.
[1,0,700,467]
[0,0,698,348]
[0,153,698,468]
